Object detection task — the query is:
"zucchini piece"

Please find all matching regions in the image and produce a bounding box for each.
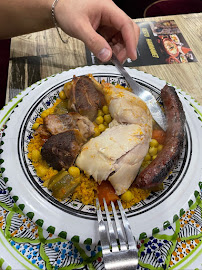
[54,100,69,115]
[48,169,69,190]
[52,175,80,200]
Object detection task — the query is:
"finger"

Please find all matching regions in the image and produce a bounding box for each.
[77,20,112,62]
[97,26,117,42]
[122,21,140,60]
[112,42,124,56]
[111,33,128,63]
[112,19,139,60]
[112,43,127,64]
[117,48,127,64]
[102,4,140,60]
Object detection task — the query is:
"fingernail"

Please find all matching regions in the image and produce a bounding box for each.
[130,50,137,61]
[97,48,111,62]
[134,49,137,59]
[122,58,127,64]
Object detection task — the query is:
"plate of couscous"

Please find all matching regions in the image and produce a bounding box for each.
[0,65,202,244]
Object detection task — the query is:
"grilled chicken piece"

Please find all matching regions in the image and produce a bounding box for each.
[76,84,152,195]
[76,124,150,195]
[41,130,84,171]
[63,76,106,121]
[101,82,152,134]
[44,112,94,140]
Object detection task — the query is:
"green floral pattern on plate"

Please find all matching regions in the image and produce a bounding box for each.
[0,66,202,269]
[1,176,202,269]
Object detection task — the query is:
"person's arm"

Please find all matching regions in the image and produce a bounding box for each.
[0,0,53,38]
[0,0,140,63]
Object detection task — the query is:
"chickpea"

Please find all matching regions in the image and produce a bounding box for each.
[47,108,53,116]
[121,190,134,202]
[104,114,112,124]
[41,111,48,119]
[41,108,52,118]
[59,90,66,100]
[149,147,158,156]
[31,149,41,162]
[144,153,151,161]
[64,81,72,92]
[95,116,104,125]
[157,144,163,152]
[98,124,106,132]
[97,109,104,117]
[37,166,48,177]
[68,166,80,178]
[94,127,100,137]
[32,122,40,130]
[150,139,159,148]
[152,155,157,160]
[102,105,109,114]
[145,161,152,167]
[141,160,152,171]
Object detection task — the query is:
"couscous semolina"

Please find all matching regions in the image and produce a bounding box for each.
[27,80,154,208]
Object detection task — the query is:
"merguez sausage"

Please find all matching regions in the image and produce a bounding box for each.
[134,85,186,189]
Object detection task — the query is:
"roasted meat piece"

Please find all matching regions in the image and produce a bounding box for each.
[41,130,84,171]
[76,84,152,195]
[63,76,106,121]
[44,112,94,140]
[34,124,51,139]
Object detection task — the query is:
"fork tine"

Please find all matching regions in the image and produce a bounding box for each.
[117,200,137,251]
[96,198,110,254]
[97,199,138,270]
[111,201,127,251]
[103,198,119,252]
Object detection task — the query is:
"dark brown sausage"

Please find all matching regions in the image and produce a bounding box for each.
[134,85,186,189]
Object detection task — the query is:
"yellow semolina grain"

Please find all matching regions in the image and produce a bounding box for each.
[35,118,43,125]
[27,134,44,158]
[72,174,98,205]
[121,186,151,209]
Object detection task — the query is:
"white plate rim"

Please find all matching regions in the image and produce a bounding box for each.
[0,65,202,244]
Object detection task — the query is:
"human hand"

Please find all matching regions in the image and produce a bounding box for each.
[54,0,140,63]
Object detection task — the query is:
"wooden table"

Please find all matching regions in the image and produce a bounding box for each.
[6,13,202,104]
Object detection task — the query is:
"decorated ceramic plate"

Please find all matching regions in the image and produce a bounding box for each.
[0,65,202,246]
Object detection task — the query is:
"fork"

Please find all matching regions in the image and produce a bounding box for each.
[111,53,167,131]
[96,198,138,270]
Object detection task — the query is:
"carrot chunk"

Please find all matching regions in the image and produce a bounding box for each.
[152,129,166,145]
[97,181,119,206]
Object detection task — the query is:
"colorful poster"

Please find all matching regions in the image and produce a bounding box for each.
[86,20,197,67]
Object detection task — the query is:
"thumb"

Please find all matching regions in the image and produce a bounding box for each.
[78,23,112,62]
